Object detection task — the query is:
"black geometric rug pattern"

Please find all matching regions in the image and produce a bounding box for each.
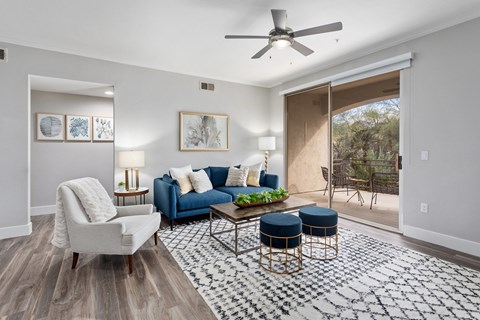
[159,219,480,320]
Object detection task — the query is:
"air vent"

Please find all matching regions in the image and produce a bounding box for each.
[0,48,6,62]
[200,82,215,91]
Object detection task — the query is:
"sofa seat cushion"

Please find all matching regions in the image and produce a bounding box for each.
[177,189,232,211]
[215,186,273,200]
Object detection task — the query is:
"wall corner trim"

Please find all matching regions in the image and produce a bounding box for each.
[31,205,56,216]
[0,222,32,240]
[404,225,480,258]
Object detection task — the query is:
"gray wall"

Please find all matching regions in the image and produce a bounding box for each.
[31,91,114,208]
[270,17,480,255]
[0,42,269,236]
[2,17,479,255]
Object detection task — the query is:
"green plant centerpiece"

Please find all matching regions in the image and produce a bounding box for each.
[234,188,289,208]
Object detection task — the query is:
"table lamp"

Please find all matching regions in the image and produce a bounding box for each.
[118,151,145,191]
[258,136,276,173]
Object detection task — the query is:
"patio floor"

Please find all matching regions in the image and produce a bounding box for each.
[293,188,399,230]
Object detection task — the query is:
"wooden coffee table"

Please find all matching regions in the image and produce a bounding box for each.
[209,196,315,256]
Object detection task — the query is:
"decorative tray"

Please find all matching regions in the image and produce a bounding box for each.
[233,196,289,208]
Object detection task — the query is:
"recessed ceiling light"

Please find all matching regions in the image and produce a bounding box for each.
[105,90,114,95]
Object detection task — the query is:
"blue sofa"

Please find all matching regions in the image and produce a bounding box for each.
[154,166,279,229]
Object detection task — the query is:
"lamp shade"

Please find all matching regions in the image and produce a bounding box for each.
[118,151,145,168]
[258,137,276,151]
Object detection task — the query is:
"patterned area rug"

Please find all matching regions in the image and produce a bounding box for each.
[159,219,480,320]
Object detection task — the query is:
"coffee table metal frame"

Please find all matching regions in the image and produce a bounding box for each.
[209,197,315,256]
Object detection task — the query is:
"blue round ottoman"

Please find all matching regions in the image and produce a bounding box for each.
[299,206,338,260]
[259,213,302,274]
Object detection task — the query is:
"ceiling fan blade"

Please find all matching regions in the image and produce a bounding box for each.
[291,41,314,56]
[292,22,343,38]
[271,9,287,31]
[252,44,272,59]
[225,35,269,39]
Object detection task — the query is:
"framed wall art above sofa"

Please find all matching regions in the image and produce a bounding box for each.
[179,111,229,151]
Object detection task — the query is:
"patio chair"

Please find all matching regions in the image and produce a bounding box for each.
[370,172,399,209]
[321,166,349,199]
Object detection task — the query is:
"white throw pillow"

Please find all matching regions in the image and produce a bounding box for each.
[170,164,193,195]
[170,164,193,180]
[241,162,262,187]
[225,166,249,187]
[176,176,193,195]
[189,170,213,193]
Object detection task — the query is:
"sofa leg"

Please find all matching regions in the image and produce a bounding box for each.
[170,219,173,231]
[154,231,158,245]
[72,252,79,269]
[128,255,133,274]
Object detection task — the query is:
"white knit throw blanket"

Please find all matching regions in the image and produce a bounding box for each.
[51,177,117,249]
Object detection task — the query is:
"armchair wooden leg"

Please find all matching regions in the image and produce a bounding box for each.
[170,219,173,231]
[128,255,133,274]
[72,252,79,269]
[154,231,158,246]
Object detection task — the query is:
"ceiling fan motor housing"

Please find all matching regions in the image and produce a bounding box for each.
[269,28,294,48]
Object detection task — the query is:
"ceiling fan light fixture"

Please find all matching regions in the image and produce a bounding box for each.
[270,35,293,49]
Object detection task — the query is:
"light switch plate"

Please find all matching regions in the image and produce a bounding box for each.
[421,150,429,161]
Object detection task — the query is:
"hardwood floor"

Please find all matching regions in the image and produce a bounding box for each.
[0,214,478,319]
[294,190,399,229]
[0,215,216,320]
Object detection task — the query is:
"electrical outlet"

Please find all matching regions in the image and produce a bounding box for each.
[420,203,429,213]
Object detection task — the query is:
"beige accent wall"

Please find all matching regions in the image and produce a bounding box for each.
[286,87,329,193]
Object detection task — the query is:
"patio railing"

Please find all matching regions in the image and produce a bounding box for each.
[333,158,398,182]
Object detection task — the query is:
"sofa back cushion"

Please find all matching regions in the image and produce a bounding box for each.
[194,167,211,179]
[259,170,266,186]
[209,166,229,188]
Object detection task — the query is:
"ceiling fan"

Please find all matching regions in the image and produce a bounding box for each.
[225,9,343,59]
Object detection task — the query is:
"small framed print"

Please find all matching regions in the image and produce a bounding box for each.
[66,115,91,141]
[92,116,114,142]
[36,113,65,141]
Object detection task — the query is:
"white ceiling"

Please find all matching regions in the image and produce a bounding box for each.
[30,75,114,98]
[2,1,480,88]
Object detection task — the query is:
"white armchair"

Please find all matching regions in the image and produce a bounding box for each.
[60,185,161,273]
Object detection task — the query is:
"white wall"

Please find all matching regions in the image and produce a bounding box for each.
[270,18,480,256]
[30,91,114,211]
[0,42,269,239]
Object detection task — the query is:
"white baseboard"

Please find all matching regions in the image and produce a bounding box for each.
[0,222,32,240]
[31,205,55,216]
[404,225,480,258]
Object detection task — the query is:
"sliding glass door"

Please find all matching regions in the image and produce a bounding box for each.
[286,71,400,230]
